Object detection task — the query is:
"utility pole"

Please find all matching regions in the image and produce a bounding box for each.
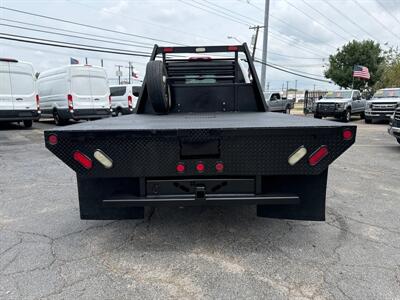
[249,25,264,61]
[100,59,104,67]
[286,81,289,99]
[295,80,298,102]
[85,57,88,64]
[260,0,270,91]
[116,65,123,85]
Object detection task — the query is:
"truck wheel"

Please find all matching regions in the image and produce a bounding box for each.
[365,118,372,124]
[342,109,351,122]
[360,112,365,119]
[146,60,171,114]
[285,106,291,114]
[314,114,322,119]
[397,138,400,145]
[53,110,68,126]
[23,120,33,128]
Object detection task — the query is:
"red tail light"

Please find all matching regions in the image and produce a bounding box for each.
[48,134,58,145]
[67,94,73,111]
[308,146,329,166]
[128,95,133,108]
[342,129,353,140]
[73,151,92,169]
[215,162,224,172]
[176,163,185,173]
[196,162,205,173]
[163,47,174,53]
[228,46,238,51]
[36,94,40,110]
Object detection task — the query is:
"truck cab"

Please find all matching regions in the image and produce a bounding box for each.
[314,90,365,122]
[365,88,400,123]
[0,58,40,128]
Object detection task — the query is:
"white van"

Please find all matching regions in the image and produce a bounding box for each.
[38,65,111,125]
[0,58,40,128]
[109,84,141,116]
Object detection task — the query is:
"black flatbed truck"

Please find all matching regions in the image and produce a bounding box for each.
[44,44,356,221]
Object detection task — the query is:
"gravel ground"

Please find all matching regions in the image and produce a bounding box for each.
[0,117,399,300]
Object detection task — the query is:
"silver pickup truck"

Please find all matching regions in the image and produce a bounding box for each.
[365,88,400,123]
[314,90,366,122]
[263,91,295,114]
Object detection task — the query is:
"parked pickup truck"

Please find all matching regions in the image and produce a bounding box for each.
[264,91,295,113]
[44,44,356,222]
[388,107,400,144]
[314,90,366,122]
[365,88,400,123]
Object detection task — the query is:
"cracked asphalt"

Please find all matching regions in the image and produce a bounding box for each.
[0,117,399,300]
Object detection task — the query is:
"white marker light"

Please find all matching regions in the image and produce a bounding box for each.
[195,47,206,52]
[94,150,113,169]
[288,146,307,166]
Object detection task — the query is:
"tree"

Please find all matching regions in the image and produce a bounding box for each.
[375,47,400,89]
[324,40,384,90]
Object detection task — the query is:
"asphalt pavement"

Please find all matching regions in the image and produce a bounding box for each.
[0,116,399,299]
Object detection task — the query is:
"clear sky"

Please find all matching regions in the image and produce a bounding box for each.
[1,0,399,90]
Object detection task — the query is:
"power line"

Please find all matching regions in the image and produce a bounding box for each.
[1,18,154,48]
[0,33,152,57]
[283,0,349,41]
[0,23,155,51]
[376,1,400,27]
[0,6,185,45]
[352,0,400,41]
[300,0,358,40]
[324,1,378,41]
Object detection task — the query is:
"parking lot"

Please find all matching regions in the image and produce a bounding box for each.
[0,118,399,299]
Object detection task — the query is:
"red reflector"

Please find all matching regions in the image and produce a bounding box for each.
[163,47,174,53]
[196,162,205,172]
[73,151,92,169]
[342,129,353,140]
[215,162,224,172]
[308,146,329,166]
[128,95,133,107]
[48,134,58,145]
[176,163,185,173]
[36,94,40,110]
[228,46,238,51]
[67,94,73,111]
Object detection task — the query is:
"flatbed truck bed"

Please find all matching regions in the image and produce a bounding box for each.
[45,44,356,222]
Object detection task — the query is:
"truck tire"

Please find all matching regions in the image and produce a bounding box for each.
[342,109,351,123]
[365,118,372,124]
[360,112,365,119]
[23,120,33,128]
[146,60,171,114]
[285,105,291,114]
[53,109,68,126]
[314,114,322,119]
[397,138,400,144]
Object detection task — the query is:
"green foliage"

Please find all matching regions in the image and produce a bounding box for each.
[375,47,400,89]
[324,40,384,90]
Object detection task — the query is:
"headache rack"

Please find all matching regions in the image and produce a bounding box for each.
[136,44,267,114]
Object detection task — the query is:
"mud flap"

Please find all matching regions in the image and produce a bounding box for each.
[257,170,328,221]
[77,177,144,220]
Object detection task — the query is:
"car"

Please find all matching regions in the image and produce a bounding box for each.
[0,58,40,128]
[38,65,112,125]
[44,44,356,222]
[388,108,400,144]
[365,88,400,123]
[313,90,366,122]
[110,84,141,116]
[264,91,294,113]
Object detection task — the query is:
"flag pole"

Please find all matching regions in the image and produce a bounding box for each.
[351,65,355,89]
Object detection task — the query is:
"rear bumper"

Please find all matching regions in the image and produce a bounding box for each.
[0,110,40,121]
[58,108,112,120]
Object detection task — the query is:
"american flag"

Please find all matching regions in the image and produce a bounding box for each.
[353,65,370,80]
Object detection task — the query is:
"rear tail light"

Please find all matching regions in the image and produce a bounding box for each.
[196,162,205,173]
[48,134,58,145]
[215,162,224,172]
[36,94,40,111]
[67,94,73,111]
[342,129,353,140]
[288,146,307,166]
[308,146,329,166]
[73,151,92,169]
[163,47,174,53]
[228,46,238,51]
[128,95,133,108]
[176,163,185,173]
